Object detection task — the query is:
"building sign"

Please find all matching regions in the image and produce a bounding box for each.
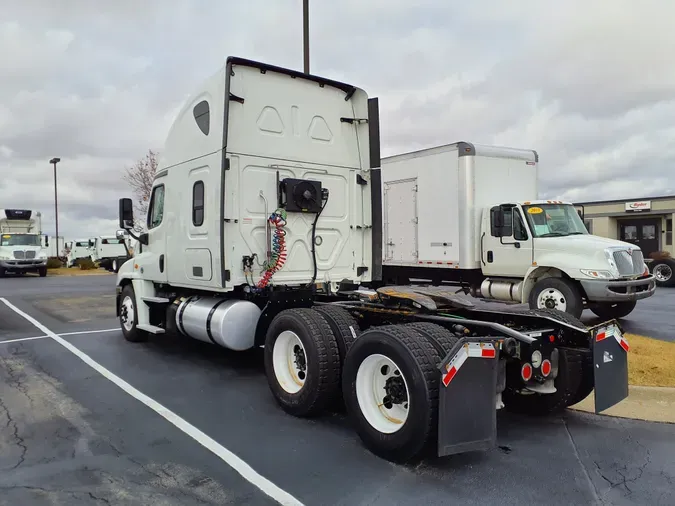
[625,200,651,212]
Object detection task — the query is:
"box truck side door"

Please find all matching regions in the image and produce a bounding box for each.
[481,205,532,277]
[383,178,418,264]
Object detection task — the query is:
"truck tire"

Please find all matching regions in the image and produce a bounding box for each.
[313,305,360,364]
[502,347,583,416]
[528,277,584,319]
[342,324,441,463]
[312,305,361,409]
[264,308,341,418]
[403,322,459,357]
[112,259,119,273]
[119,284,149,343]
[650,258,675,287]
[38,267,47,277]
[589,300,636,320]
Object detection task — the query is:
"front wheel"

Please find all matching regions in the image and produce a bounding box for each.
[589,300,636,320]
[119,284,148,342]
[38,267,47,277]
[651,258,675,287]
[528,277,584,318]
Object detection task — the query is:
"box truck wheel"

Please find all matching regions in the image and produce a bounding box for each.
[502,348,583,416]
[650,258,675,287]
[589,300,636,320]
[264,308,341,418]
[341,324,441,463]
[38,267,47,277]
[528,278,583,318]
[119,284,149,343]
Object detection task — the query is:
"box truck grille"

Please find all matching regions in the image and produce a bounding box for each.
[25,251,36,259]
[612,249,644,276]
[13,251,25,259]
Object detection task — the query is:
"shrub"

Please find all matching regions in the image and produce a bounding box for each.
[46,257,63,269]
[78,257,97,270]
[650,251,672,260]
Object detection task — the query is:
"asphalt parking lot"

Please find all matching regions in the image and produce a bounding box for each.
[1,275,674,505]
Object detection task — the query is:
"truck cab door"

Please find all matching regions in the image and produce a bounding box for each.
[136,181,168,283]
[481,205,532,277]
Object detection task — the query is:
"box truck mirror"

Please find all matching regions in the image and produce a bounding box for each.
[44,235,49,247]
[119,198,134,230]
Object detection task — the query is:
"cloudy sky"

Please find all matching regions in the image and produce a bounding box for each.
[1,0,672,240]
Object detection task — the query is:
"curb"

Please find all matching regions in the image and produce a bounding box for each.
[570,385,675,424]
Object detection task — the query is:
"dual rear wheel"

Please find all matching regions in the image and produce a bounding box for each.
[264,308,461,462]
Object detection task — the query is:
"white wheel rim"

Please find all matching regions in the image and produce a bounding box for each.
[537,288,567,311]
[113,260,117,270]
[272,331,307,394]
[355,353,410,434]
[121,295,135,331]
[654,264,672,282]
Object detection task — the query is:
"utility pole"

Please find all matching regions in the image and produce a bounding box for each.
[303,0,309,73]
[50,157,61,257]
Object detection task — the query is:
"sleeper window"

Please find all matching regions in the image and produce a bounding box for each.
[192,181,204,226]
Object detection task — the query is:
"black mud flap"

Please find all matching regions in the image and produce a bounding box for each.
[591,322,629,413]
[437,337,500,457]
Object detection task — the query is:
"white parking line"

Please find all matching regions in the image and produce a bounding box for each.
[0,327,120,345]
[0,297,303,506]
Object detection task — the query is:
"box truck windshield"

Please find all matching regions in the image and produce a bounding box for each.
[1,234,42,246]
[521,203,588,237]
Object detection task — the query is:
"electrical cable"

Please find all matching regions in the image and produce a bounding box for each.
[306,190,329,288]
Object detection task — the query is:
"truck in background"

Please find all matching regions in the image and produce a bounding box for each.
[91,233,131,273]
[379,143,656,319]
[0,209,49,277]
[42,234,65,259]
[113,57,629,463]
[64,238,95,267]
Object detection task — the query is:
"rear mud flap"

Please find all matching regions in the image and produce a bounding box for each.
[591,322,629,413]
[437,337,500,457]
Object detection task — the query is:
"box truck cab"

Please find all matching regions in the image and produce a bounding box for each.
[0,209,49,277]
[91,233,130,272]
[65,238,95,267]
[380,142,656,319]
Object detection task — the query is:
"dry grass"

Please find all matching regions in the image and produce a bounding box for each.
[626,333,675,387]
[47,267,113,276]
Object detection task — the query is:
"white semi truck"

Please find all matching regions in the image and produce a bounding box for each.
[379,143,656,319]
[0,209,49,277]
[114,57,629,463]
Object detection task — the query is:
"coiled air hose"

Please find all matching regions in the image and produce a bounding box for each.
[256,208,288,289]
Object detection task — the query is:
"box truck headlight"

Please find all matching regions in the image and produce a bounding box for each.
[580,269,614,279]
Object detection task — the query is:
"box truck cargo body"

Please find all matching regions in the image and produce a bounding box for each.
[380,142,656,319]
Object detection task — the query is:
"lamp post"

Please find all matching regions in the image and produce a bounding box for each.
[50,157,61,257]
[303,0,309,73]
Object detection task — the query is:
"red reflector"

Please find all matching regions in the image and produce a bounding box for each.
[521,363,533,381]
[541,359,552,377]
[549,335,555,343]
[481,348,496,358]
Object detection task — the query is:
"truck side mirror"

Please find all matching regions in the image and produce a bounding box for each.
[44,234,49,247]
[119,198,134,230]
[89,240,94,247]
[115,229,126,240]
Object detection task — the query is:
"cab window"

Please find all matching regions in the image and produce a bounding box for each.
[147,185,165,229]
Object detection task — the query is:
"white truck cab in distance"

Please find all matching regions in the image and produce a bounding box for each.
[379,142,656,319]
[0,209,49,277]
[65,238,95,267]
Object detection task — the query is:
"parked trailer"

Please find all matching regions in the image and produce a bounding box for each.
[114,57,629,463]
[378,144,656,320]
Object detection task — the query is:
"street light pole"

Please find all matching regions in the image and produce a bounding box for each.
[49,157,61,257]
[303,0,309,73]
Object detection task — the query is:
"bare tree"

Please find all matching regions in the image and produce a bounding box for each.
[122,149,159,231]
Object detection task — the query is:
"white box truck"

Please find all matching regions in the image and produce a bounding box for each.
[113,57,629,463]
[0,209,49,277]
[91,233,131,272]
[379,143,656,319]
[64,238,95,267]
